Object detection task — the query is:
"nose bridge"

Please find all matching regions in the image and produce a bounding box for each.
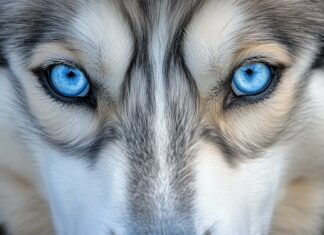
[120,4,201,234]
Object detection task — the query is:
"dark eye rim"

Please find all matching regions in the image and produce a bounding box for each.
[223,59,287,110]
[32,62,97,108]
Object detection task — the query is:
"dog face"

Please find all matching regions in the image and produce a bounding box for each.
[0,0,323,234]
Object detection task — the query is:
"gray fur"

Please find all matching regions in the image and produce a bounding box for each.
[1,1,324,235]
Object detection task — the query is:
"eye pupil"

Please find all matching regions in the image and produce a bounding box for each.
[67,71,75,78]
[245,68,253,75]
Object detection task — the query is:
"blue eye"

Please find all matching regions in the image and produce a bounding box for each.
[48,64,90,98]
[231,63,272,96]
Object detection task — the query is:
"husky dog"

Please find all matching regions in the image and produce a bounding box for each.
[0,0,324,234]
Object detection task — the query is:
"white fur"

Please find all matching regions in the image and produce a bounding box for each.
[1,1,324,235]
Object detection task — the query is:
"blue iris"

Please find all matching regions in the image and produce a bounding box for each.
[49,65,90,97]
[231,63,272,96]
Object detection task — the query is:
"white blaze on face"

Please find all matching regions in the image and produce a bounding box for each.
[37,145,130,235]
[150,7,174,213]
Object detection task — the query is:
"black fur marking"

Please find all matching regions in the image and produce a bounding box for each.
[0,19,7,67]
[201,126,243,165]
[0,224,7,235]
[321,209,324,235]
[311,36,324,70]
[203,227,215,235]
[0,47,7,67]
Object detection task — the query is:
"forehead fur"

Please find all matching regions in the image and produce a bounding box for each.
[0,0,323,56]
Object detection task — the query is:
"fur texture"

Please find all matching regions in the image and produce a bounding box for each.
[0,0,324,234]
